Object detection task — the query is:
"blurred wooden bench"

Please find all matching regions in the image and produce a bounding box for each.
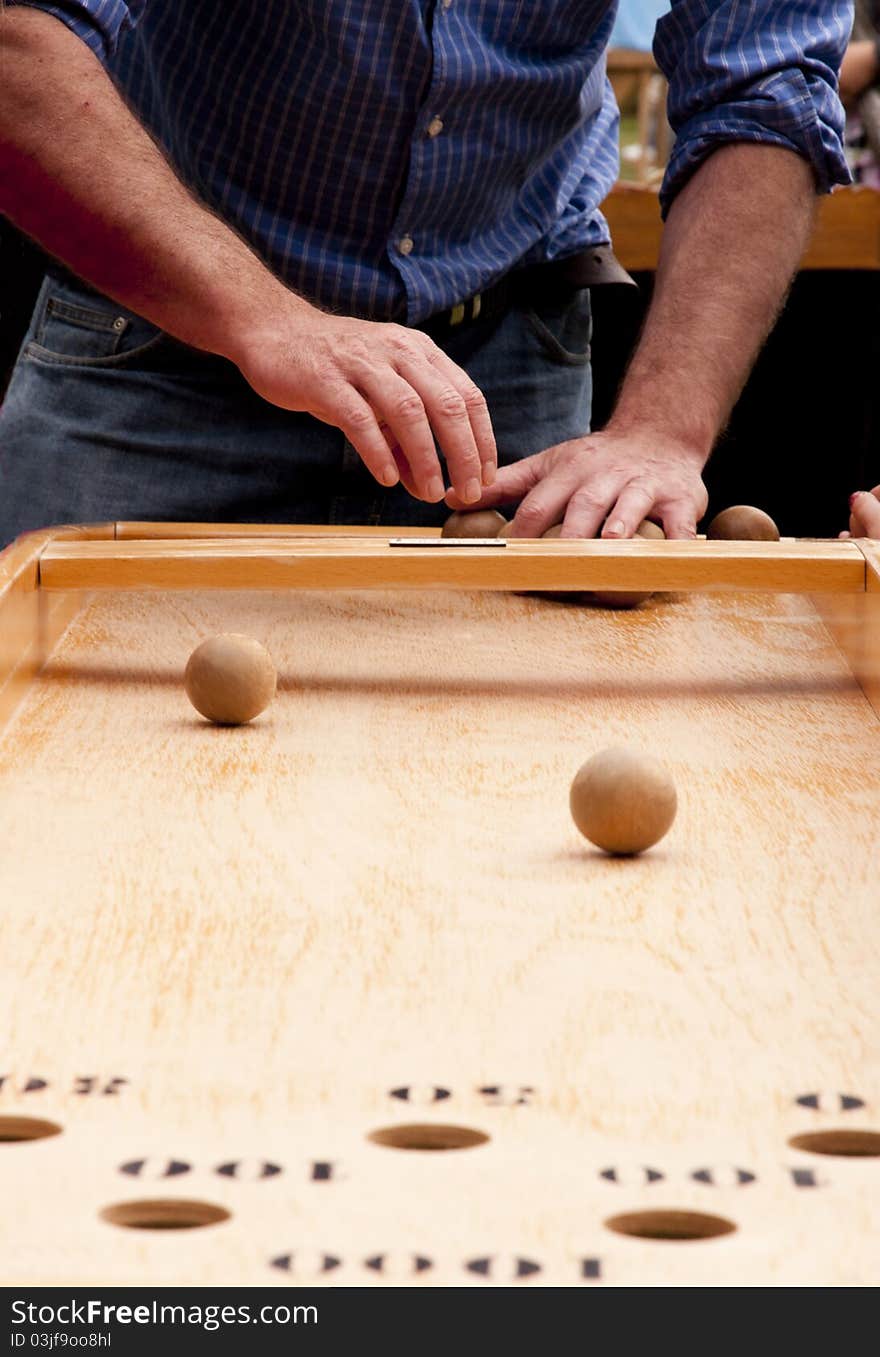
[603,182,880,271]
[607,48,671,186]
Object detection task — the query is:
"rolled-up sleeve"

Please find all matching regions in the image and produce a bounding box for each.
[654,1,853,215]
[6,0,143,64]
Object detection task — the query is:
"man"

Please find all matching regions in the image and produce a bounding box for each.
[0,2,851,546]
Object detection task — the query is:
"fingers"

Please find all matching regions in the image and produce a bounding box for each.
[379,423,419,497]
[440,427,709,544]
[598,484,655,539]
[656,507,699,540]
[277,318,498,502]
[445,452,546,512]
[567,484,702,542]
[380,326,497,503]
[328,388,402,490]
[424,348,498,490]
[558,483,621,539]
[392,355,485,505]
[850,489,880,538]
[357,368,446,501]
[505,478,579,537]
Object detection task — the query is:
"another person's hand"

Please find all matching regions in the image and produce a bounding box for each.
[236,308,497,505]
[841,486,880,538]
[839,38,880,104]
[444,428,708,539]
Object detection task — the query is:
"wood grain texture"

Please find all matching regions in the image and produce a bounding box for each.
[0,582,878,1287]
[114,522,441,540]
[38,537,865,595]
[603,183,880,272]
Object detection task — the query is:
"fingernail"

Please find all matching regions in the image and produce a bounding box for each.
[850,492,863,507]
[605,519,626,537]
[463,477,481,503]
[381,464,400,487]
[481,462,496,487]
[427,475,445,501]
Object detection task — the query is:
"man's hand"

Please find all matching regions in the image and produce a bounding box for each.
[236,309,495,503]
[445,428,707,538]
[450,145,816,539]
[842,487,880,538]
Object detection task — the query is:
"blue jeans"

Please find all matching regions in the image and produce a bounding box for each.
[0,270,592,545]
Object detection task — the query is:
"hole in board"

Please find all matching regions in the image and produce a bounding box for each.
[0,1116,62,1143]
[100,1199,231,1231]
[367,1123,489,1152]
[605,1209,736,1242]
[788,1129,880,1158]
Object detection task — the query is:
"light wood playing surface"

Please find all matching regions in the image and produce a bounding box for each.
[1,540,879,1286]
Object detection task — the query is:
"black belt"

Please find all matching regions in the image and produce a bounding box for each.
[417,243,635,341]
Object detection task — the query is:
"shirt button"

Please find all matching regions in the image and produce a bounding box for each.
[427,117,444,138]
[397,235,414,256]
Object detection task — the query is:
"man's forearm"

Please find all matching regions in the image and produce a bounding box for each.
[608,144,817,460]
[0,9,297,359]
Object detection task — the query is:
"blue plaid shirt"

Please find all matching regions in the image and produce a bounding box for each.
[11,1,851,324]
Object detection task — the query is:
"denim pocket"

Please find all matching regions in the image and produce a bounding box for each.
[523,285,591,366]
[26,277,166,367]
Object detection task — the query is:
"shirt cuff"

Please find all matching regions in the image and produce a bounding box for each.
[660,67,852,217]
[6,0,137,64]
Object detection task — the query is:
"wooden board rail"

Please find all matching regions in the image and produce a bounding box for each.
[113,521,436,540]
[603,183,880,273]
[37,536,866,594]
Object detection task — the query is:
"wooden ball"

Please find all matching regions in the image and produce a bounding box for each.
[590,519,664,609]
[442,510,507,538]
[570,747,677,855]
[185,634,276,725]
[706,505,779,541]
